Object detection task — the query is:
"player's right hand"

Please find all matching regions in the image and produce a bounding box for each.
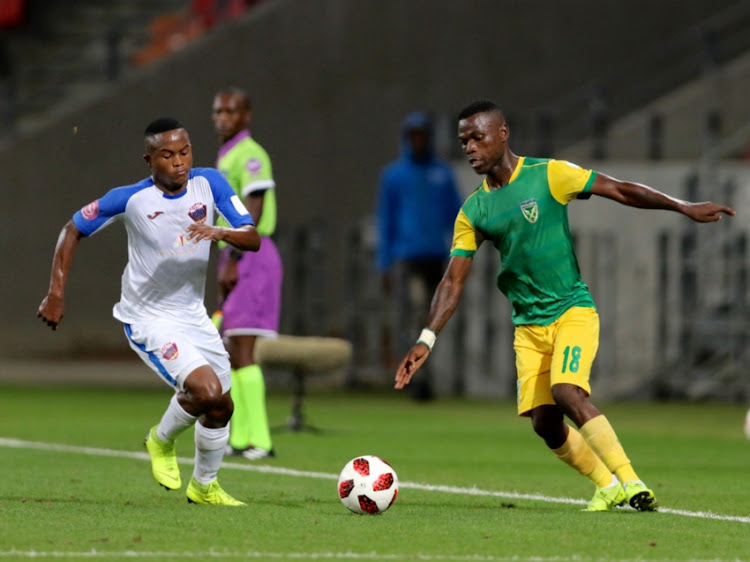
[684,201,736,223]
[394,344,431,389]
[37,294,64,331]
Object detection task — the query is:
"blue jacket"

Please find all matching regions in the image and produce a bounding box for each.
[376,112,463,272]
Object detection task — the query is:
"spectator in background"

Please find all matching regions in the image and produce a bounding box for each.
[376,111,463,401]
[211,87,281,460]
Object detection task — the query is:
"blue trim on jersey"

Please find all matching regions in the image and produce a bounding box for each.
[73,178,154,236]
[162,188,187,200]
[123,323,177,387]
[73,170,253,237]
[193,167,255,228]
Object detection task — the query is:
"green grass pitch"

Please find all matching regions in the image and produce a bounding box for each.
[1,379,749,561]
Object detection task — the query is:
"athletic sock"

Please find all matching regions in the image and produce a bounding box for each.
[156,393,197,443]
[228,368,250,449]
[193,421,229,484]
[230,364,273,451]
[552,424,614,489]
[244,365,273,451]
[579,414,639,484]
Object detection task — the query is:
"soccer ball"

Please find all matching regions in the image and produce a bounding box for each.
[744,408,750,440]
[337,455,399,514]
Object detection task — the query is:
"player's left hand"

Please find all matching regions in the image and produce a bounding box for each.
[685,201,736,222]
[394,343,431,389]
[185,223,219,243]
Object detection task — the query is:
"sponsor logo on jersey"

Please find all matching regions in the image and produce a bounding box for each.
[246,158,262,174]
[147,211,164,220]
[81,200,99,220]
[188,203,207,224]
[161,342,179,360]
[520,198,538,223]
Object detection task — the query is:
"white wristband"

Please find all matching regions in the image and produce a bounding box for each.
[416,328,436,351]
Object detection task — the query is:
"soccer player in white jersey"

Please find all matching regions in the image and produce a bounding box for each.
[37,117,260,506]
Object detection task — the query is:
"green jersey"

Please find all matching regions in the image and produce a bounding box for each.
[451,157,598,326]
[215,130,276,242]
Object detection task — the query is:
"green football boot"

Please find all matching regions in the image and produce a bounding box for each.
[624,481,658,511]
[186,477,246,506]
[584,484,626,511]
[144,425,181,491]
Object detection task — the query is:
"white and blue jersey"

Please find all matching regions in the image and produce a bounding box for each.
[73,167,254,325]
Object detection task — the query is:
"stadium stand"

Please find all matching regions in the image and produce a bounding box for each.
[2,1,750,402]
[0,0,270,132]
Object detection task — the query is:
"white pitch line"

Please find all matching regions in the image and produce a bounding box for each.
[1,437,749,524]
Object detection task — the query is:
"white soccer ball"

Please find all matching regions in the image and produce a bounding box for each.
[337,455,399,514]
[744,408,750,440]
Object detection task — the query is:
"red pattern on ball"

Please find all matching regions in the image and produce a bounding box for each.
[388,489,398,507]
[372,472,394,491]
[339,479,354,499]
[358,495,380,514]
[352,457,370,476]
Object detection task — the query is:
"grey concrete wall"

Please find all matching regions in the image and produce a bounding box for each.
[0,0,742,358]
[560,50,750,161]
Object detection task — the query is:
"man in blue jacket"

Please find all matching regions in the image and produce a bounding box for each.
[376,111,463,400]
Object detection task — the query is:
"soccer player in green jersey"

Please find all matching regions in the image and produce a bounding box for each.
[395,99,735,512]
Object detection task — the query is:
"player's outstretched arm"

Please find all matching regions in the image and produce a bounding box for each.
[395,255,473,390]
[38,220,85,331]
[186,223,260,251]
[590,172,735,222]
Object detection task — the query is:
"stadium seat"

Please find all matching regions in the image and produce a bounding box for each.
[254,335,352,432]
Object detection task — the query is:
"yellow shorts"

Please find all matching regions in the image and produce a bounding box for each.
[514,306,599,416]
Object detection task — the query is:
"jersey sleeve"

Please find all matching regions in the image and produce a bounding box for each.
[239,147,275,199]
[72,185,134,236]
[450,208,483,257]
[202,168,255,228]
[547,159,597,204]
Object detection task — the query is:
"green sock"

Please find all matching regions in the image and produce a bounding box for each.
[229,364,272,451]
[228,368,250,449]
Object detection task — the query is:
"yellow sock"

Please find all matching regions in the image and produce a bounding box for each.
[552,425,613,488]
[579,415,639,484]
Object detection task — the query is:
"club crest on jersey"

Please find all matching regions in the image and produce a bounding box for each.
[161,342,179,361]
[188,203,207,224]
[520,198,538,223]
[81,200,99,220]
[246,158,262,174]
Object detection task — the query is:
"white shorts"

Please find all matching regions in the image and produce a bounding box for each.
[123,314,231,394]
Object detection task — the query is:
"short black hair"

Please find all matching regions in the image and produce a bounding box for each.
[144,117,184,136]
[215,87,251,111]
[457,100,504,122]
